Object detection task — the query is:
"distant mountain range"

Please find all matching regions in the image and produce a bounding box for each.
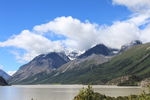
[8,40,150,86]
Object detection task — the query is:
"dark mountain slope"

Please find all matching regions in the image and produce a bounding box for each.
[78,44,118,58]
[9,52,70,84]
[0,76,8,86]
[0,69,11,81]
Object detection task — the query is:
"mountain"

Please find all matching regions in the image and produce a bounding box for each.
[0,69,11,81]
[10,42,150,85]
[17,43,150,85]
[10,44,113,84]
[63,42,150,85]
[9,52,70,84]
[66,51,81,60]
[10,54,110,84]
[0,76,8,86]
[78,44,118,59]
[120,40,142,52]
[56,54,110,74]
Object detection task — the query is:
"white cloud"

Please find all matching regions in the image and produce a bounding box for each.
[140,24,150,43]
[33,16,150,49]
[7,71,16,76]
[112,0,150,44]
[0,30,64,61]
[1,1,150,62]
[128,14,150,26]
[1,16,150,62]
[113,0,150,13]
[34,16,99,51]
[98,21,140,48]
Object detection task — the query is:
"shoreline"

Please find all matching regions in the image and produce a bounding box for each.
[11,84,142,89]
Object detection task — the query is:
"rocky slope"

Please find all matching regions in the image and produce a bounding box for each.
[10,44,113,84]
[141,78,150,87]
[106,75,141,86]
[10,54,110,84]
[56,54,110,73]
[9,52,70,84]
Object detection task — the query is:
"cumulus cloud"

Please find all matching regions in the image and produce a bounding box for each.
[1,0,150,62]
[1,15,150,62]
[113,0,150,13]
[112,0,150,43]
[0,30,64,61]
[33,16,150,49]
[34,16,100,51]
[98,22,140,48]
[140,24,150,43]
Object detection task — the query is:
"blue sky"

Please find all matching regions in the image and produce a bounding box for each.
[0,0,150,75]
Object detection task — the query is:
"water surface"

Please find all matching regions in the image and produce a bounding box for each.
[0,85,142,100]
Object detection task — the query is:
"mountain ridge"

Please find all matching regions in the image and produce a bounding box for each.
[9,42,149,85]
[14,43,150,85]
[9,52,70,84]
[78,44,118,58]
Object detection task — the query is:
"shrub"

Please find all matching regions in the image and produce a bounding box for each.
[73,85,150,100]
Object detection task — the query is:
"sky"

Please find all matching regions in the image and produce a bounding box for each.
[0,0,150,75]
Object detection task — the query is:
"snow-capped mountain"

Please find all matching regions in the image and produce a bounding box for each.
[64,49,82,60]
[120,40,142,52]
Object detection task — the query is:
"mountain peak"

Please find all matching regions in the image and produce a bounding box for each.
[10,52,70,84]
[78,44,118,58]
[120,40,142,52]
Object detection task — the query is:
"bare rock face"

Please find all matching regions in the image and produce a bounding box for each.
[107,76,130,85]
[10,52,70,84]
[141,78,150,87]
[107,75,140,86]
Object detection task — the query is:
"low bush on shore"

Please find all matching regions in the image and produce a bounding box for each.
[73,85,150,100]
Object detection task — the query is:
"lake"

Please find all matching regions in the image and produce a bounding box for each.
[0,85,142,100]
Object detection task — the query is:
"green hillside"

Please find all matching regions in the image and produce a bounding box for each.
[12,43,150,85]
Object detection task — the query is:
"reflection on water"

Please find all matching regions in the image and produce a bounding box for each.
[0,85,142,100]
